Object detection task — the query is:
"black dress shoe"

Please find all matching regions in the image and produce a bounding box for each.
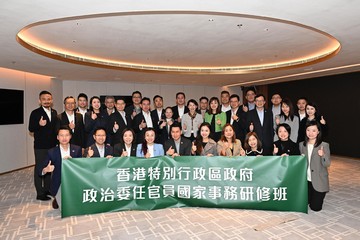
[36,195,51,201]
[52,198,59,209]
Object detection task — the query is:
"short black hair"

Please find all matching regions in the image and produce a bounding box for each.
[199,96,209,102]
[132,91,142,98]
[153,95,163,102]
[93,127,107,135]
[229,94,240,101]
[57,125,72,135]
[176,92,185,98]
[170,121,182,132]
[63,96,75,104]
[39,90,52,97]
[77,93,88,101]
[140,97,151,104]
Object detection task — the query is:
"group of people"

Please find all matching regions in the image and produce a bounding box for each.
[29,88,331,212]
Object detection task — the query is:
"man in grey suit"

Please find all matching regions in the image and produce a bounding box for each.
[164,122,192,157]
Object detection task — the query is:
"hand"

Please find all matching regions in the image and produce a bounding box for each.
[168,119,174,126]
[242,105,248,112]
[273,144,278,154]
[87,147,94,157]
[216,119,221,125]
[177,117,181,123]
[39,116,47,126]
[191,142,197,153]
[275,116,280,125]
[131,110,137,118]
[145,152,151,158]
[113,121,119,131]
[206,154,214,157]
[183,123,187,130]
[105,155,113,159]
[43,161,54,174]
[223,141,230,150]
[320,116,326,125]
[139,120,147,129]
[167,146,175,156]
[172,153,180,157]
[160,120,167,128]
[121,149,128,157]
[91,111,97,120]
[318,146,324,157]
[240,149,245,156]
[249,122,254,132]
[232,115,239,121]
[69,120,75,130]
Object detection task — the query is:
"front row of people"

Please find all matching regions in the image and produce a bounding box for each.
[41,120,330,212]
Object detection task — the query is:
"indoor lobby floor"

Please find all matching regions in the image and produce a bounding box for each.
[1,155,359,240]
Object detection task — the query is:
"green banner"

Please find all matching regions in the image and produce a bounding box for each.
[61,156,308,218]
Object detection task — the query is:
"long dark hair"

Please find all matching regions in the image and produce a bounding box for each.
[89,96,101,112]
[220,124,236,143]
[244,132,262,151]
[303,120,323,147]
[194,122,212,155]
[305,102,320,119]
[207,97,221,114]
[121,128,135,145]
[280,98,295,121]
[141,128,156,155]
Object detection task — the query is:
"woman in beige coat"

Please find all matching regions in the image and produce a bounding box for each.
[217,124,245,156]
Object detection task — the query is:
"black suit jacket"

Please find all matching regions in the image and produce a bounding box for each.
[29,107,58,149]
[133,112,157,144]
[171,105,189,121]
[84,144,114,157]
[107,111,132,146]
[151,109,165,143]
[84,110,109,147]
[226,108,247,143]
[113,142,137,157]
[246,108,274,155]
[164,137,192,156]
[57,111,85,148]
[40,144,82,196]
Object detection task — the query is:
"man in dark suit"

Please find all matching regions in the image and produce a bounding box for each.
[242,87,257,112]
[246,94,274,155]
[76,93,89,120]
[107,98,132,146]
[172,92,189,122]
[133,97,156,144]
[226,94,247,144]
[41,126,82,209]
[84,127,114,158]
[125,91,142,119]
[57,96,85,148]
[29,90,58,201]
[164,122,192,157]
[151,95,165,143]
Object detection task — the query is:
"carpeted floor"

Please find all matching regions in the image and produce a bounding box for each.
[0,155,359,239]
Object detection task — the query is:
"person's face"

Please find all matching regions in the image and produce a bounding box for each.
[210,100,219,111]
[115,100,126,112]
[132,93,142,105]
[306,105,316,117]
[248,135,258,149]
[123,130,134,145]
[141,100,151,112]
[154,97,163,109]
[297,99,307,111]
[93,129,106,145]
[105,98,115,110]
[39,94,53,108]
[245,90,256,103]
[281,103,290,116]
[165,108,173,118]
[171,127,182,141]
[306,125,319,141]
[255,96,265,108]
[224,126,234,139]
[64,98,76,112]
[199,99,208,110]
[91,98,101,110]
[229,97,239,109]
[78,97,88,108]
[221,93,230,105]
[57,129,72,145]
[200,125,210,138]
[176,94,185,106]
[145,130,155,144]
[188,102,197,112]
[277,126,289,141]
[271,94,282,106]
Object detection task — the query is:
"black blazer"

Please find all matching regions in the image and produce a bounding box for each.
[226,108,247,144]
[246,108,274,155]
[133,112,157,144]
[113,142,137,157]
[107,111,132,146]
[84,144,113,157]
[29,107,58,149]
[164,137,192,156]
[171,105,189,121]
[273,139,300,156]
[151,109,165,143]
[84,110,109,147]
[57,111,85,148]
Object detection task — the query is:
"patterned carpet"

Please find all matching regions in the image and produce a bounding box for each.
[1,156,359,240]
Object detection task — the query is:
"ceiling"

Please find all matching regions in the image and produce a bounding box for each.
[1,1,359,87]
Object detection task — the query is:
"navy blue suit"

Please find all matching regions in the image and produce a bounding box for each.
[40,144,82,196]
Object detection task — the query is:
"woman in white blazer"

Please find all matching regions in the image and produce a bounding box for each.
[182,99,203,142]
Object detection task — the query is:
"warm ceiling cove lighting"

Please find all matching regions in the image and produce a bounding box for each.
[16,10,341,74]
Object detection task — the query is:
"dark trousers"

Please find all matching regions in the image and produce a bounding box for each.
[34,149,51,197]
[308,181,326,211]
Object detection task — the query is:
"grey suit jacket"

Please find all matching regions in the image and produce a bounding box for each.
[299,142,331,192]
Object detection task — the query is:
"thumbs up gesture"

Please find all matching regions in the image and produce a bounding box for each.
[242,105,248,112]
[167,146,175,156]
[320,116,326,125]
[39,116,47,126]
[318,145,324,157]
[273,144,279,155]
[249,122,254,132]
[69,120,75,130]
[139,119,147,129]
[121,149,128,157]
[216,118,222,125]
[191,142,197,153]
[240,148,246,156]
[87,147,94,158]
[43,161,54,174]
[183,123,187,130]
[113,121,119,131]
[145,151,151,158]
[91,111,97,120]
